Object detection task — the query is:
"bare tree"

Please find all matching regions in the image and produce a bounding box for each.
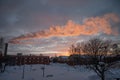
[69,44,76,55]
[69,43,82,55]
[81,38,115,80]
[68,38,119,80]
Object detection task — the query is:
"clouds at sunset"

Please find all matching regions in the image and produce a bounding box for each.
[9,13,120,44]
[0,0,120,55]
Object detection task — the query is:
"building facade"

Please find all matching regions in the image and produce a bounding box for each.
[7,55,50,65]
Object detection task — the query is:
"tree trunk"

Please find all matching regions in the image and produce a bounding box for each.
[101,76,105,80]
[101,72,105,80]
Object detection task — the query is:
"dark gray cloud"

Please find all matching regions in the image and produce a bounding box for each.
[1,0,119,31]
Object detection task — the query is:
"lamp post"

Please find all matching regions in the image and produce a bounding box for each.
[41,66,45,77]
[22,64,25,79]
[22,58,25,79]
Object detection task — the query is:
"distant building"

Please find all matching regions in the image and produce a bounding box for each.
[57,56,68,63]
[17,53,23,56]
[7,55,50,65]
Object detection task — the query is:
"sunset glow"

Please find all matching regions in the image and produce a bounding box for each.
[0,0,120,56]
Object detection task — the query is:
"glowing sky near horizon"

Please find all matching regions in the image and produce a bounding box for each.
[0,0,120,55]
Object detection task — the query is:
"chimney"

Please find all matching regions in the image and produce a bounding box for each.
[4,43,8,56]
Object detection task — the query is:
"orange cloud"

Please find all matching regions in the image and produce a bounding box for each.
[9,13,119,44]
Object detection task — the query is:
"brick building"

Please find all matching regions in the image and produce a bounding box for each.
[7,55,50,65]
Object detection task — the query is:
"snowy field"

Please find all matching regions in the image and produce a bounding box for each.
[0,63,120,80]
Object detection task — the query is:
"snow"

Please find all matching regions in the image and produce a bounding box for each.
[106,68,120,80]
[0,63,120,80]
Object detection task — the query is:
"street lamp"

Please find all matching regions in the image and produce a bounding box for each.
[41,66,45,77]
[22,57,25,79]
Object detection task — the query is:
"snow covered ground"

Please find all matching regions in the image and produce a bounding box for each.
[0,63,119,80]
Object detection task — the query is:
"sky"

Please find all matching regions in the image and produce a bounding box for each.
[0,0,120,56]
